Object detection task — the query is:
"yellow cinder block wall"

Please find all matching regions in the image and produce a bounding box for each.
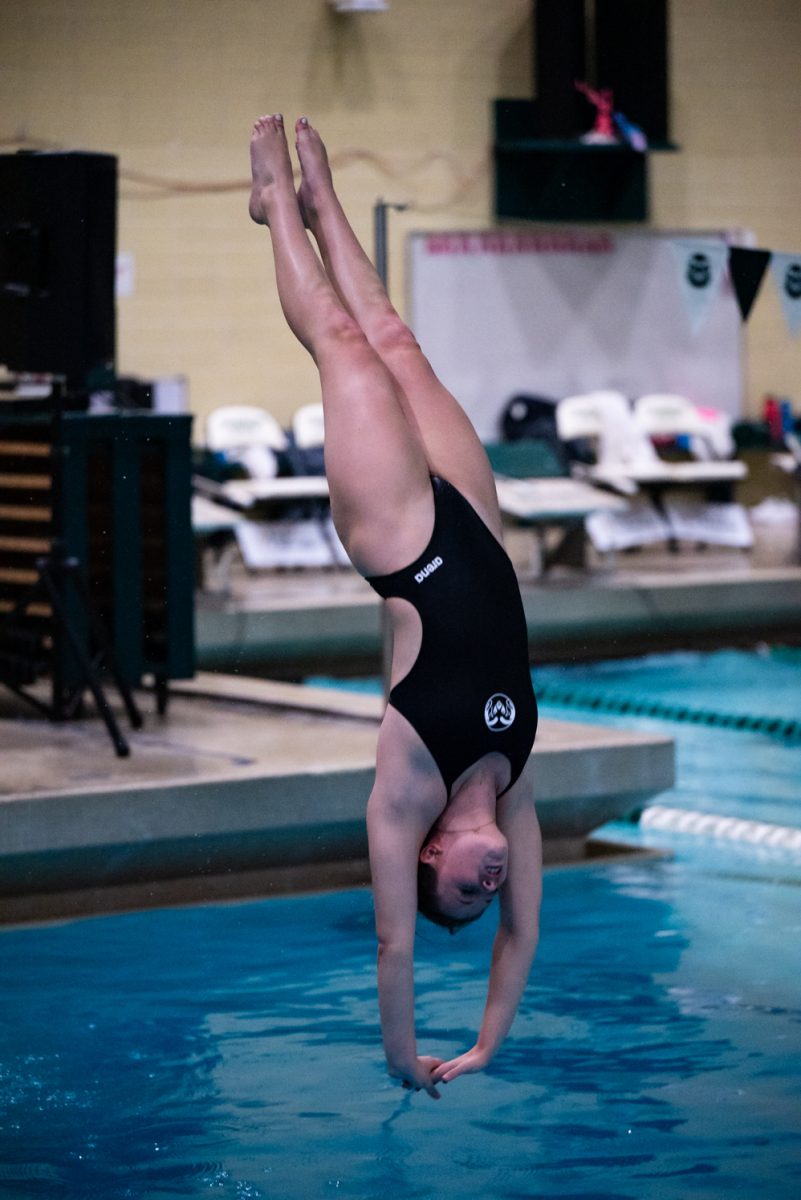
[3,0,800,435]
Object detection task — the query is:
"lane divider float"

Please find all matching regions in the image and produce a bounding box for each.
[640,804,801,850]
[537,682,801,742]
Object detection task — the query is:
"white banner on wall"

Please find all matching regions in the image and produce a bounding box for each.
[407,229,743,440]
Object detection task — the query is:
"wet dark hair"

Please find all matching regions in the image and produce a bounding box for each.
[417,858,491,934]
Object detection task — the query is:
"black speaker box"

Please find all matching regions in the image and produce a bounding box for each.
[533,0,587,138]
[595,0,669,143]
[0,151,117,385]
[530,0,669,144]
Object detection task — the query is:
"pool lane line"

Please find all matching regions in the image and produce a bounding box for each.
[536,682,801,742]
[640,805,801,850]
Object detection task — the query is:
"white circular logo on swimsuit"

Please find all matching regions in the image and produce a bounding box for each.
[484,693,516,732]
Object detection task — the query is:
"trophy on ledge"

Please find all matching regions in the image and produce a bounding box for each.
[575,80,649,151]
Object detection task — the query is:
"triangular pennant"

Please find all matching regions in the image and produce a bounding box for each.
[769,252,801,338]
[728,247,771,321]
[670,240,728,336]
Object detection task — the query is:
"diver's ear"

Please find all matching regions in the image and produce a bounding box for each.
[419,841,442,864]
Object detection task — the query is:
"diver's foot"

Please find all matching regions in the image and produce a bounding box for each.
[249,114,295,225]
[295,116,335,228]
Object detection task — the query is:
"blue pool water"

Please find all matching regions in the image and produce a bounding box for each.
[532,648,801,832]
[1,650,800,1199]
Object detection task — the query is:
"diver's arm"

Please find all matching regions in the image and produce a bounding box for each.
[433,777,542,1084]
[367,782,443,1098]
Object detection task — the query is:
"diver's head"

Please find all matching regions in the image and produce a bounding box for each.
[417,821,508,931]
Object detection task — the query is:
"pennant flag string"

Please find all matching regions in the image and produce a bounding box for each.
[728,247,772,322]
[670,238,801,334]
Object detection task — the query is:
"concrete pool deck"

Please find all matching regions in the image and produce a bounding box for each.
[0,673,674,924]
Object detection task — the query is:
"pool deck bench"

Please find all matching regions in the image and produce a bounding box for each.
[0,674,674,924]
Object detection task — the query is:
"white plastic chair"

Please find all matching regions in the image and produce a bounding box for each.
[556,390,631,443]
[206,405,287,453]
[555,393,748,555]
[557,390,657,483]
[205,404,288,481]
[634,394,735,461]
[292,402,325,449]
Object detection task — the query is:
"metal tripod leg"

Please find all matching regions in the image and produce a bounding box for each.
[38,563,131,757]
[68,563,144,730]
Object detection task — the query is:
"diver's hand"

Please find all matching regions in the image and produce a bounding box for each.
[431,1045,490,1084]
[389,1055,444,1099]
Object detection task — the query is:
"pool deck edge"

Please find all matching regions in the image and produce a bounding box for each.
[0,674,675,921]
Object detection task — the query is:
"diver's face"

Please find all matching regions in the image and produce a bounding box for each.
[422,827,509,922]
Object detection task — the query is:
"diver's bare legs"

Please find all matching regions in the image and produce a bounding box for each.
[249,115,431,573]
[294,117,501,537]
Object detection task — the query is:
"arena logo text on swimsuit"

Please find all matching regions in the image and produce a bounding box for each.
[414,556,443,583]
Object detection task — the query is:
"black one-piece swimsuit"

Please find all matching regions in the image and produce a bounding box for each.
[366,476,538,796]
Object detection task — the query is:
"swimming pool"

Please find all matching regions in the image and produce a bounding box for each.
[1,649,799,1198]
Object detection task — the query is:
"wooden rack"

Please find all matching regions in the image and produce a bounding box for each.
[0,383,195,750]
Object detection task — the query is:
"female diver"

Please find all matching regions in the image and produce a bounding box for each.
[249,114,542,1100]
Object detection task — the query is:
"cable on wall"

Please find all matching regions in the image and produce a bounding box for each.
[0,135,488,212]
